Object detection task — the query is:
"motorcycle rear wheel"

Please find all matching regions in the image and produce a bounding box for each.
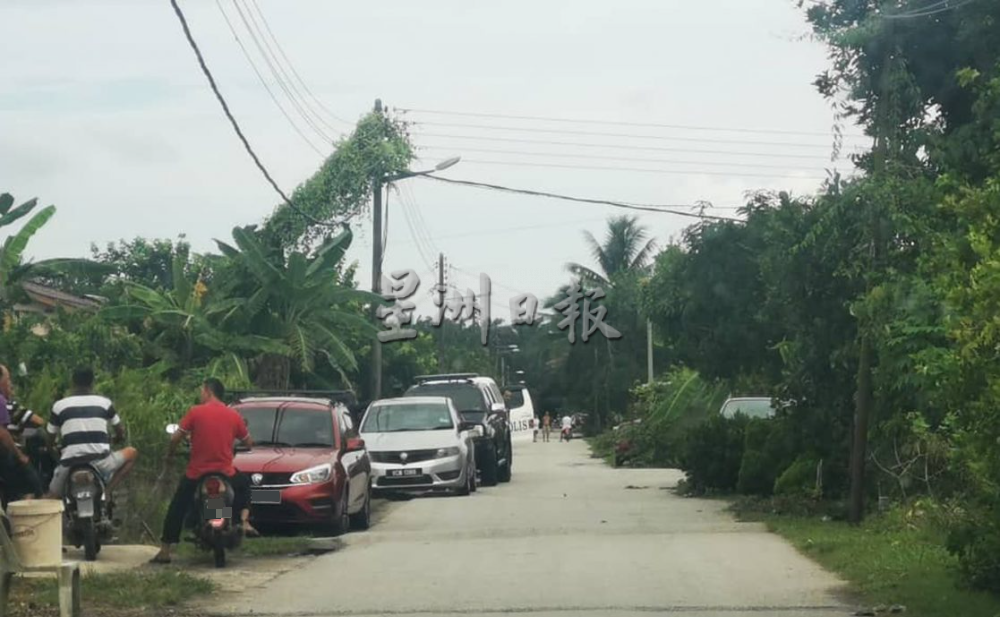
[82,520,100,561]
[213,543,226,568]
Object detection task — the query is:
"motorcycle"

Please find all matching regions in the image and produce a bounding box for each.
[165,423,244,568]
[560,426,572,442]
[62,458,116,561]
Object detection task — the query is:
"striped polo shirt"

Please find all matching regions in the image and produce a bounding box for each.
[47,394,120,465]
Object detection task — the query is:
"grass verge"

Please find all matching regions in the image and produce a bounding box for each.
[737,503,1000,617]
[175,533,317,562]
[10,570,213,616]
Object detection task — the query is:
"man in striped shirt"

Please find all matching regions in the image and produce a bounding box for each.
[46,367,138,498]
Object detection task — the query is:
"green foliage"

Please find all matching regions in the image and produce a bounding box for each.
[773,455,822,498]
[679,414,748,495]
[264,110,414,248]
[215,225,379,389]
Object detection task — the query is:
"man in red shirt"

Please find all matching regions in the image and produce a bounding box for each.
[151,378,256,564]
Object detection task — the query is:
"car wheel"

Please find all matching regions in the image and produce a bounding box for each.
[332,487,351,536]
[479,443,499,487]
[349,487,372,530]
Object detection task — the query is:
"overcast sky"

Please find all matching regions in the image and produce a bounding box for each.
[0,0,865,319]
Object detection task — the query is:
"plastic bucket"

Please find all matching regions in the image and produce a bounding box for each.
[7,499,64,568]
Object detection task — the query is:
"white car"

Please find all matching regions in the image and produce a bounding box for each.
[503,385,536,442]
[360,396,478,496]
[719,397,775,419]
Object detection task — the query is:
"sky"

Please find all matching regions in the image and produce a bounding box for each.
[0,0,866,320]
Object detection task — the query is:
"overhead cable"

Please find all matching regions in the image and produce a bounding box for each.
[168,0,344,229]
[420,175,743,222]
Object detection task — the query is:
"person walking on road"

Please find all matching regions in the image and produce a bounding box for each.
[542,412,552,442]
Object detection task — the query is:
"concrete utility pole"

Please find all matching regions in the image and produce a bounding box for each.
[370,98,384,401]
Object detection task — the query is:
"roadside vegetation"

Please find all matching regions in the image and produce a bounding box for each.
[10,570,213,615]
[589,0,1000,608]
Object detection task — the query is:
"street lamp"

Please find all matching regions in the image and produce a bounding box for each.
[369,100,461,400]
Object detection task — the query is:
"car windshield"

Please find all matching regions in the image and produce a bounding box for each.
[239,405,335,447]
[362,402,454,433]
[404,383,486,413]
[503,388,525,408]
[721,399,775,419]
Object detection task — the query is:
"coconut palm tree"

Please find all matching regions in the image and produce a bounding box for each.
[565,215,657,286]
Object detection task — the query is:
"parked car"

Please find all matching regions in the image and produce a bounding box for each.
[719,397,775,419]
[360,396,477,496]
[403,373,512,486]
[502,384,536,442]
[230,391,372,534]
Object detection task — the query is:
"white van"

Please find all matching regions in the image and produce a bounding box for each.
[503,385,536,441]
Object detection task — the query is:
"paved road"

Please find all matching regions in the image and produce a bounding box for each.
[205,440,852,617]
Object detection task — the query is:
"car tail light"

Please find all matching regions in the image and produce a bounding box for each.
[204,477,223,496]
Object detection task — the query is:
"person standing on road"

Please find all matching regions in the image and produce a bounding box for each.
[542,412,552,442]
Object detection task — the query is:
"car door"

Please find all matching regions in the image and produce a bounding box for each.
[338,408,369,511]
[452,400,475,470]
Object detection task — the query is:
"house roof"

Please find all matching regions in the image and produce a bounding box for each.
[20,281,102,311]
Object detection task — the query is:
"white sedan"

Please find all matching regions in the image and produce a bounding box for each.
[360,396,478,496]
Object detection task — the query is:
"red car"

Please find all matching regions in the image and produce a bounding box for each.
[231,393,372,533]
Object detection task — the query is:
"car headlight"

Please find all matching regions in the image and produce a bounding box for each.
[290,463,332,485]
[436,447,460,458]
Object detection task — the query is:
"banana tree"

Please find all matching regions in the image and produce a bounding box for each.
[100,253,282,367]
[216,225,380,389]
[0,193,111,307]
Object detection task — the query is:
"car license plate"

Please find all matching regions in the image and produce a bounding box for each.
[251,489,281,504]
[387,468,422,477]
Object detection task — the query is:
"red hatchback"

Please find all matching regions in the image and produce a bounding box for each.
[231,394,372,533]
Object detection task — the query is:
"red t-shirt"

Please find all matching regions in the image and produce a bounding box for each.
[178,400,249,480]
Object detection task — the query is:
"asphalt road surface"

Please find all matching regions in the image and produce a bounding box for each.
[205,439,852,617]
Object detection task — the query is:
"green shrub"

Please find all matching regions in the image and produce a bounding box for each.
[947,504,1000,593]
[738,419,780,495]
[680,414,749,494]
[774,455,821,497]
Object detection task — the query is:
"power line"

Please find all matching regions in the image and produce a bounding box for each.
[246,0,352,131]
[412,120,847,150]
[418,144,832,172]
[168,0,343,229]
[214,0,325,155]
[420,175,743,222]
[460,158,829,180]
[398,107,866,139]
[416,132,853,161]
[230,0,335,145]
[885,0,977,19]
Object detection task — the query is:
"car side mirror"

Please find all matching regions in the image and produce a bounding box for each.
[346,437,366,452]
[458,420,477,432]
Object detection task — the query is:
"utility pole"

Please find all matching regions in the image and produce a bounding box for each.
[369,98,384,401]
[647,319,654,384]
[848,19,891,525]
[437,252,445,371]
